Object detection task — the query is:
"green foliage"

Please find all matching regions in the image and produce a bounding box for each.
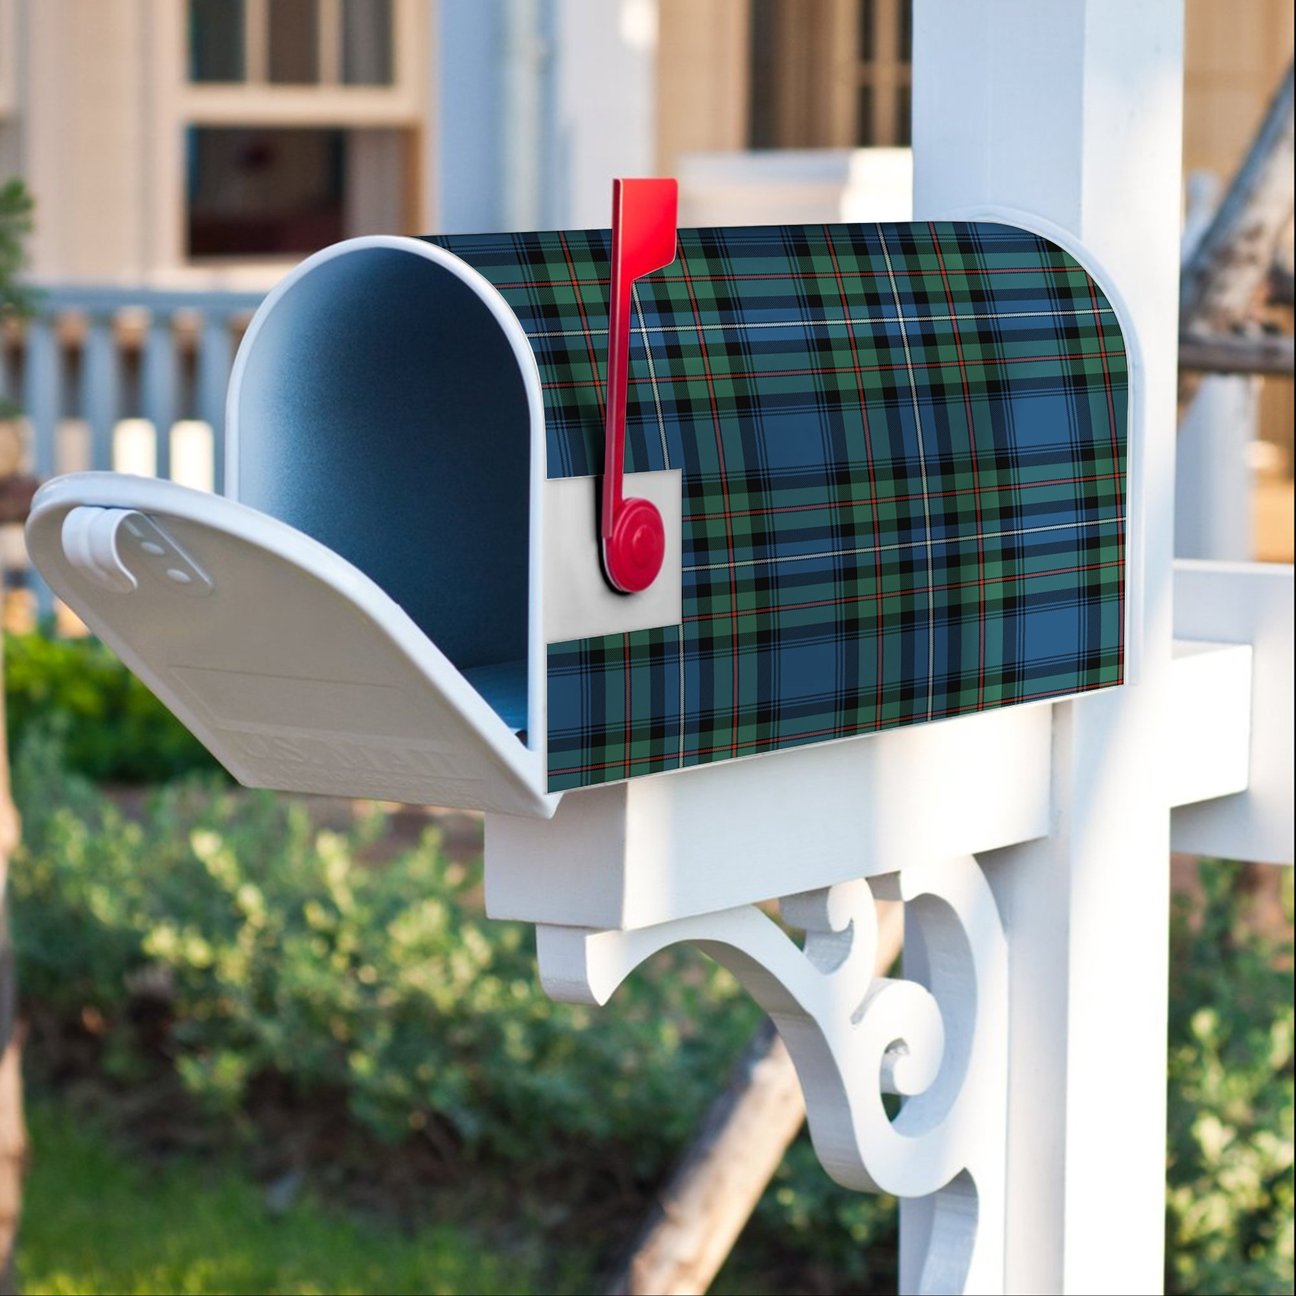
[9,726,1293,1293]
[11,727,758,1171]
[0,176,35,418]
[1166,862,1294,1296]
[721,1137,898,1294]
[0,177,34,315]
[4,631,221,783]
[19,1101,552,1295]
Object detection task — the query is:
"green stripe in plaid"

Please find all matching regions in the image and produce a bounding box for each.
[428,222,1128,792]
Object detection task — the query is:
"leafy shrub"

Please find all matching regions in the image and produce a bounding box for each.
[9,725,1293,1293]
[11,726,758,1172]
[727,1137,898,1293]
[4,630,222,783]
[0,178,36,423]
[11,724,900,1288]
[1166,861,1294,1295]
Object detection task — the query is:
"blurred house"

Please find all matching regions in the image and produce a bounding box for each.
[0,0,428,290]
[0,0,1289,575]
[1,0,1285,270]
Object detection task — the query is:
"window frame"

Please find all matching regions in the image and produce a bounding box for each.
[152,0,426,278]
[748,0,913,150]
[182,0,421,122]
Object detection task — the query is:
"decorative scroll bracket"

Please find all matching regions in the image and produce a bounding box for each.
[535,855,1008,1295]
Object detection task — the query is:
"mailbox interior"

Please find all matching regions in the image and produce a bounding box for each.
[228,239,543,739]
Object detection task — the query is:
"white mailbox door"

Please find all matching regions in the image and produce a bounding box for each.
[26,473,556,819]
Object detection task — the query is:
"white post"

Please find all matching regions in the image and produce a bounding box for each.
[1175,377,1259,560]
[911,4,1183,1292]
[551,0,658,227]
[433,0,510,232]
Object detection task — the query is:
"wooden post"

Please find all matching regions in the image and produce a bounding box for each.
[1179,63,1294,337]
[607,903,905,1296]
[608,1020,806,1296]
[912,3,1183,1291]
[1177,331,1294,376]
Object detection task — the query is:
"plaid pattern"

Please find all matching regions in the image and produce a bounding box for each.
[429,222,1128,793]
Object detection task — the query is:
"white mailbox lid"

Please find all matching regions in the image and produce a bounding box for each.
[26,473,557,819]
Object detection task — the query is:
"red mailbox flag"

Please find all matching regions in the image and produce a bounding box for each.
[600,178,678,593]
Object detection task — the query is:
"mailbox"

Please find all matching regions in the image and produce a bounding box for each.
[26,186,1130,818]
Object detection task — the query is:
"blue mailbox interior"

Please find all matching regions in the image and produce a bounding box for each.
[232,245,533,733]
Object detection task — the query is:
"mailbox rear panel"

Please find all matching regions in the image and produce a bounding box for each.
[433,221,1128,793]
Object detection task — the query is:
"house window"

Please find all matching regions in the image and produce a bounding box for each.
[190,0,247,83]
[187,127,344,257]
[854,0,912,145]
[342,0,394,85]
[269,0,320,85]
[186,0,394,87]
[749,0,913,148]
[173,0,420,263]
[186,125,411,259]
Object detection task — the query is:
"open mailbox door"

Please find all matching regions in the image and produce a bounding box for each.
[28,234,556,818]
[27,473,556,818]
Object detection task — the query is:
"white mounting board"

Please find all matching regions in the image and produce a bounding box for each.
[1167,640,1251,811]
[1171,560,1294,865]
[485,699,1053,929]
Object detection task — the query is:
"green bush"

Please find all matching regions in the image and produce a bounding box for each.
[11,723,898,1289]
[11,726,758,1170]
[1166,861,1294,1295]
[9,723,1291,1293]
[4,631,220,784]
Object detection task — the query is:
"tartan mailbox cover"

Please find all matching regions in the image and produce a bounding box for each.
[26,214,1129,816]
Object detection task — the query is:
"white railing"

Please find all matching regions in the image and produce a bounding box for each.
[1,284,264,616]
